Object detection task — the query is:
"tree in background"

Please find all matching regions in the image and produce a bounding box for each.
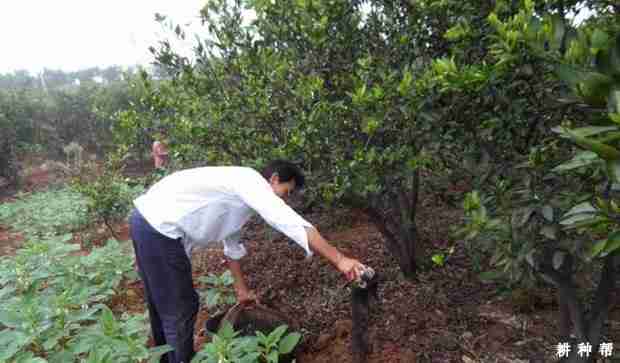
[0,66,139,162]
[0,98,19,187]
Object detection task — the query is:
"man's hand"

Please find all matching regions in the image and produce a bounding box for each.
[337,255,366,282]
[227,259,259,306]
[236,287,259,306]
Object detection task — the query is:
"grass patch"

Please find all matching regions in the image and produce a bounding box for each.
[0,187,88,238]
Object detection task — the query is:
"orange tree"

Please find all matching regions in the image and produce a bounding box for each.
[454,1,619,361]
[116,0,490,277]
[118,0,556,279]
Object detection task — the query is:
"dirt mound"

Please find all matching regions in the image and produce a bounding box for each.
[299,319,416,363]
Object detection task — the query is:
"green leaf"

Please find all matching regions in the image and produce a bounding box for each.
[199,274,220,285]
[68,306,102,323]
[0,309,22,328]
[565,202,596,216]
[560,213,597,226]
[42,332,64,351]
[596,49,614,75]
[100,306,117,334]
[0,285,17,300]
[558,126,618,138]
[479,270,503,282]
[267,325,288,347]
[48,350,73,363]
[564,216,606,230]
[0,329,28,347]
[576,73,614,107]
[267,349,279,363]
[540,225,557,240]
[609,88,620,115]
[0,343,20,360]
[68,334,96,355]
[0,331,30,360]
[255,330,268,343]
[444,23,469,41]
[371,86,384,100]
[560,202,599,226]
[22,357,48,363]
[607,160,620,183]
[603,232,620,256]
[554,64,583,88]
[240,353,262,363]
[431,253,445,266]
[238,336,259,352]
[351,84,367,105]
[398,70,413,96]
[541,205,554,222]
[206,290,221,308]
[225,295,237,305]
[278,332,301,354]
[612,34,620,71]
[591,29,610,51]
[552,151,599,172]
[148,344,174,363]
[220,270,234,285]
[218,321,237,340]
[362,117,380,134]
[590,239,608,258]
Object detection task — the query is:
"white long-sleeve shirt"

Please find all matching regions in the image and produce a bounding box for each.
[133,166,314,260]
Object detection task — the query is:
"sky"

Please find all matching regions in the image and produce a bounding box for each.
[0,1,207,74]
[0,2,595,75]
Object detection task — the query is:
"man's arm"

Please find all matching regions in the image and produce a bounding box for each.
[222,233,256,305]
[227,258,257,305]
[227,228,363,305]
[306,227,365,281]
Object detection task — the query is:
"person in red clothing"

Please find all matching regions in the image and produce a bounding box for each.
[151,133,169,169]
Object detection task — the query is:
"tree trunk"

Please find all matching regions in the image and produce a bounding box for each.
[363,170,420,279]
[538,254,618,363]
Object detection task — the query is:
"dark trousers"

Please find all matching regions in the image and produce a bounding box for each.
[129,209,199,363]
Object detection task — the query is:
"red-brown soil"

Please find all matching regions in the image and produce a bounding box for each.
[3,202,619,362]
[183,204,619,363]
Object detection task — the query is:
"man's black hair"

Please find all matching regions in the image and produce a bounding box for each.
[261,160,305,189]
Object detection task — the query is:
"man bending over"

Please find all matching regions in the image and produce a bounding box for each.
[129,160,367,363]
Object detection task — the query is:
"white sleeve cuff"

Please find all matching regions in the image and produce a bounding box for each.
[274,223,314,258]
[223,233,247,260]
